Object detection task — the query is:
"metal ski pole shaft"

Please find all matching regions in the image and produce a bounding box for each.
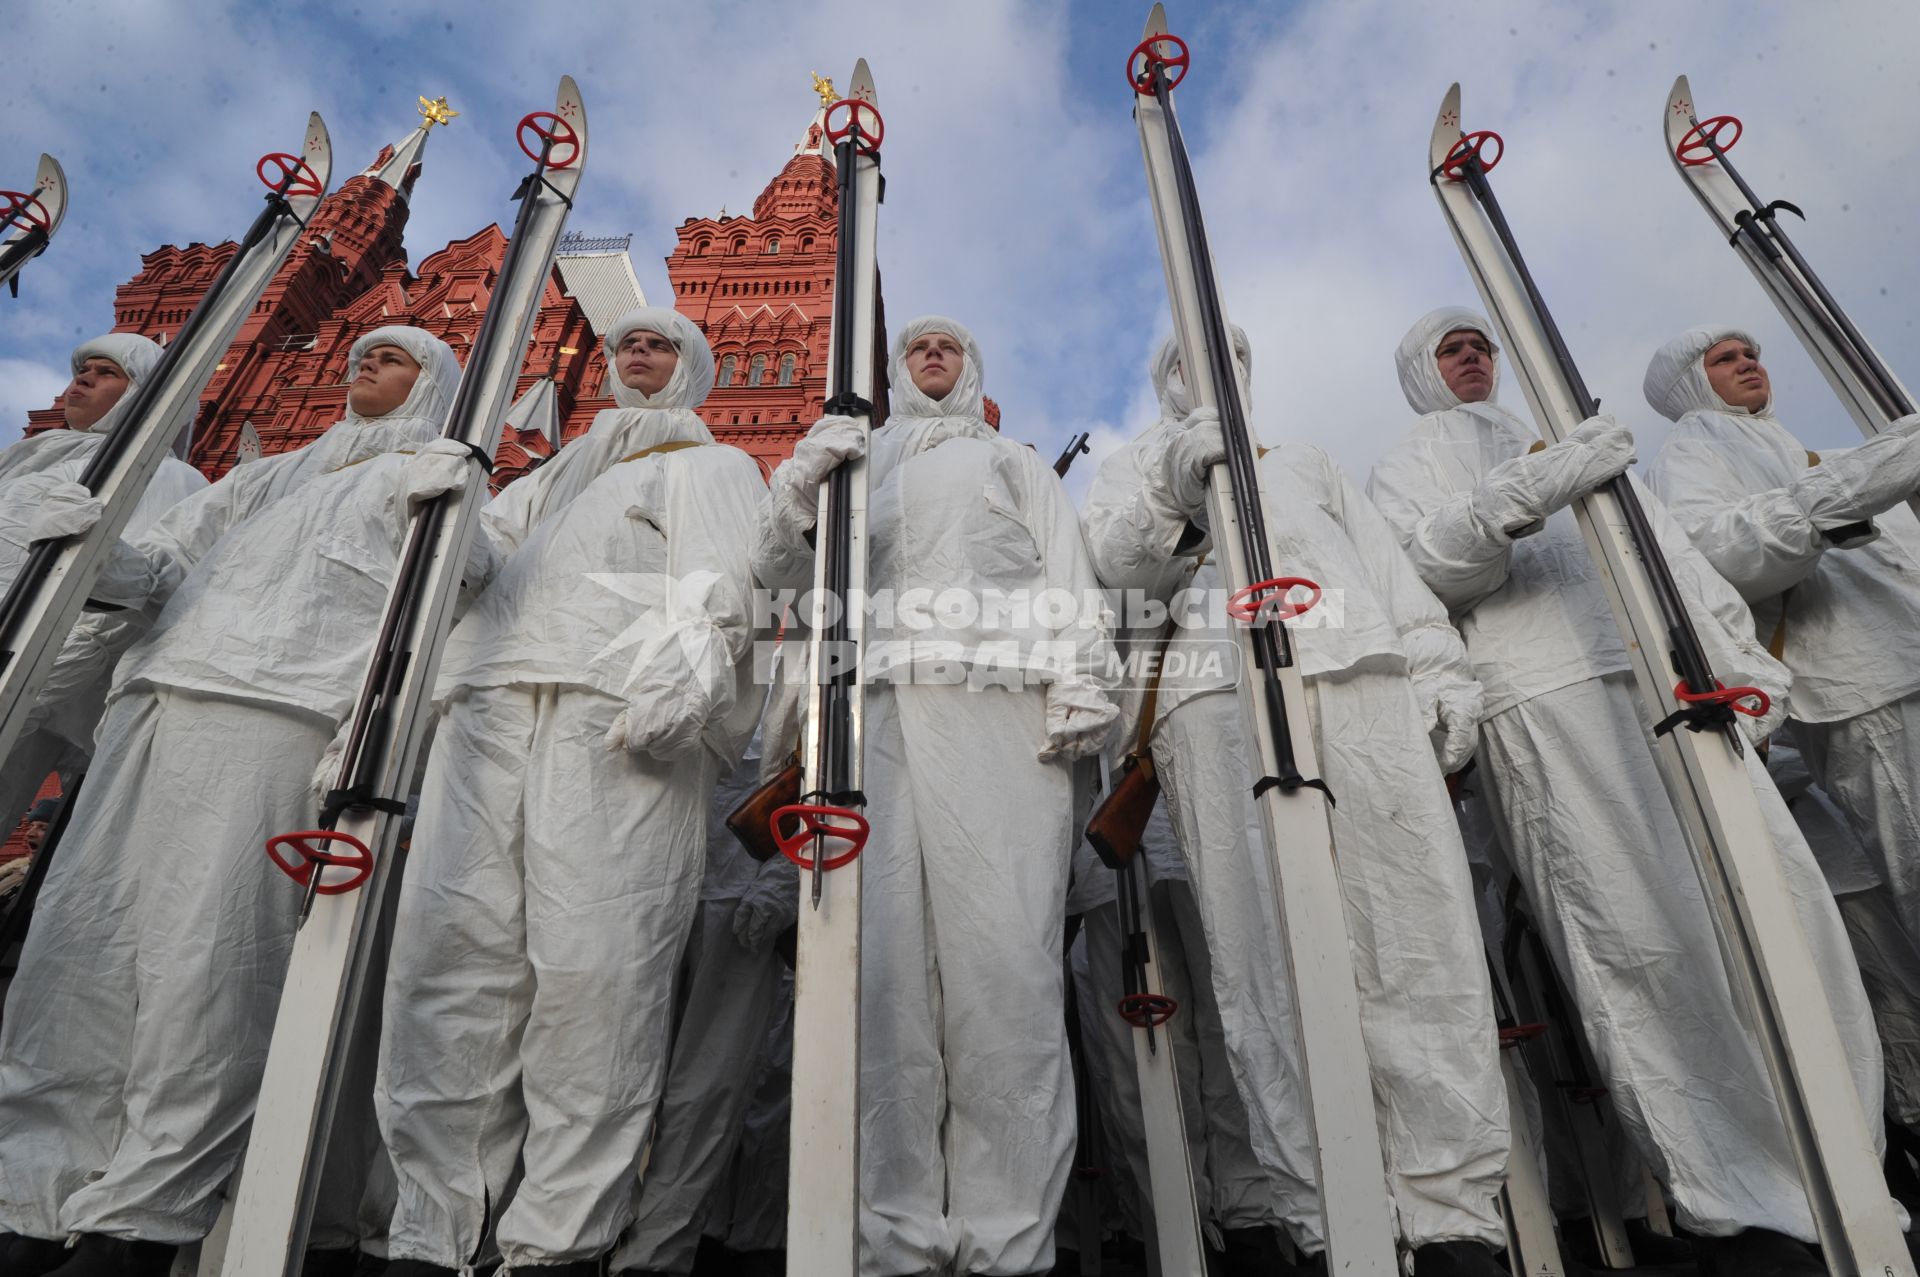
[769,59,883,1277]
[1101,781,1206,1276]
[212,79,587,1277]
[1432,83,1912,1277]
[1667,77,1918,440]
[0,120,331,767]
[1128,9,1398,1270]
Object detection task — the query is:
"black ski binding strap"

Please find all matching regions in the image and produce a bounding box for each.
[1252,773,1335,807]
[460,440,496,473]
[318,784,409,828]
[822,392,874,420]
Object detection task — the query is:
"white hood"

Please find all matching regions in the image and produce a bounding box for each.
[1643,324,1768,421]
[604,306,716,411]
[69,333,164,436]
[1395,306,1502,416]
[1150,324,1251,420]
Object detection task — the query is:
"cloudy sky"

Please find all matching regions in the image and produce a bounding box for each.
[3,0,1915,499]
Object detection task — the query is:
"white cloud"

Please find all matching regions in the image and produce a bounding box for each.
[3,0,1914,494]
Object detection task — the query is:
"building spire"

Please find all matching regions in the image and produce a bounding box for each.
[796,74,834,156]
[362,94,456,201]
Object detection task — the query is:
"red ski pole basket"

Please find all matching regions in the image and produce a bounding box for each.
[1227,576,1321,624]
[1673,679,1770,718]
[517,111,582,169]
[1118,992,1178,1028]
[255,153,324,200]
[1439,130,1504,181]
[266,829,374,895]
[824,97,885,157]
[0,189,52,233]
[1676,115,1742,166]
[769,802,869,872]
[1126,33,1189,96]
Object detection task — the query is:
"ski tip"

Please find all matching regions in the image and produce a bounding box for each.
[303,112,333,194]
[556,74,588,153]
[29,153,66,237]
[1429,83,1464,169]
[1143,2,1168,38]
[848,58,876,104]
[1664,74,1696,152]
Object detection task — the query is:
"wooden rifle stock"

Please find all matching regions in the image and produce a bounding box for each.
[727,755,802,863]
[1085,754,1159,871]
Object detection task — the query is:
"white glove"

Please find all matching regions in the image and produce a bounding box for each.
[1475,414,1635,535]
[1420,676,1485,774]
[732,860,798,955]
[1790,417,1920,530]
[28,481,105,542]
[605,623,737,760]
[404,437,480,505]
[1037,679,1122,763]
[0,855,28,899]
[1161,407,1224,516]
[310,718,354,814]
[768,415,868,548]
[1740,681,1789,747]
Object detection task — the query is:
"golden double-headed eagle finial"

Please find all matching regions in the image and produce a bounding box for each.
[418,95,459,130]
[811,72,837,107]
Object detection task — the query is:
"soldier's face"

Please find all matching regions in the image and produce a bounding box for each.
[348,344,422,417]
[1703,338,1770,413]
[617,329,679,397]
[63,357,130,431]
[905,332,964,401]
[1435,328,1495,404]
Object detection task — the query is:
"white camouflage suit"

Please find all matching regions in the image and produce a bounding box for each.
[1079,331,1509,1254]
[0,325,463,1244]
[1644,325,1920,957]
[376,309,768,1271]
[1366,306,1886,1241]
[753,316,1120,1277]
[0,334,206,833]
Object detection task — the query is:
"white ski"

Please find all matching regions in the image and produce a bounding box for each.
[774,59,882,1277]
[0,117,331,766]
[0,152,68,296]
[207,78,587,1277]
[1432,83,1912,1277]
[1665,76,1916,441]
[1130,8,1399,1272]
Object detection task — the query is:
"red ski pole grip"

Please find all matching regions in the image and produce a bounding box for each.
[266,829,374,895]
[1126,33,1189,96]
[1673,679,1770,718]
[1227,576,1321,624]
[1676,115,1742,166]
[517,111,581,169]
[769,802,868,871]
[0,190,52,233]
[255,153,323,200]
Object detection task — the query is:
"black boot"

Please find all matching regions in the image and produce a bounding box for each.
[3,1232,75,1277]
[302,1248,364,1277]
[382,1261,462,1277]
[1624,1216,1695,1264]
[1407,1239,1508,1276]
[1695,1227,1826,1277]
[43,1234,176,1277]
[518,1264,601,1276]
[1219,1226,1313,1276]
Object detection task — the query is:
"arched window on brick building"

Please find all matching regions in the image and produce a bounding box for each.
[748,354,767,387]
[718,354,735,387]
[778,352,796,385]
[765,237,780,254]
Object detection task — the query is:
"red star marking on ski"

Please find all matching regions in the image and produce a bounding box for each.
[1673,99,1692,116]
[559,102,580,119]
[1440,109,1459,129]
